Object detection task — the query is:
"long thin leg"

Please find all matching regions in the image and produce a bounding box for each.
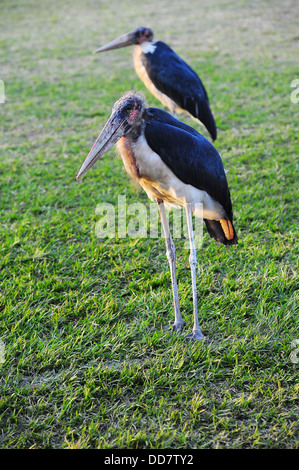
[158,201,184,332]
[185,204,204,340]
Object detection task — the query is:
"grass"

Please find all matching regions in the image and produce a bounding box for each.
[0,0,298,449]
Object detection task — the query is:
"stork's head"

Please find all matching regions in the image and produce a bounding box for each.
[94,27,154,53]
[76,92,145,179]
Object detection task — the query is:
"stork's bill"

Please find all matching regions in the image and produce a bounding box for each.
[94,27,154,54]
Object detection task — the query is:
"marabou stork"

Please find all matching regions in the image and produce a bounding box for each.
[95,27,217,141]
[77,92,237,340]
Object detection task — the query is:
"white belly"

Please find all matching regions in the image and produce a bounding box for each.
[125,134,225,221]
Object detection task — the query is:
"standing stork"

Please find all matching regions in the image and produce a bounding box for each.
[95,27,217,141]
[77,92,237,340]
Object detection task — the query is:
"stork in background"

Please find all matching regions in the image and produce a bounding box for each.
[77,92,237,340]
[95,27,217,141]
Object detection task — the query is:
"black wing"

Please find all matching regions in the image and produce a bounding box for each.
[143,41,217,140]
[144,108,231,218]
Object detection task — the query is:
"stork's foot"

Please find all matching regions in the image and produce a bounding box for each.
[186,328,205,341]
[164,321,185,333]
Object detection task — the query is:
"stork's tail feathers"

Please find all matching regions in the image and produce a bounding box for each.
[207,114,217,142]
[190,97,217,141]
[204,219,238,246]
[208,113,217,142]
[201,103,217,141]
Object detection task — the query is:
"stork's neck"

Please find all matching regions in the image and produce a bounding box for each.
[128,120,144,143]
[139,41,156,54]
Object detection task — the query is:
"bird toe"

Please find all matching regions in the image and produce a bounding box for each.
[186,329,205,341]
[164,321,185,333]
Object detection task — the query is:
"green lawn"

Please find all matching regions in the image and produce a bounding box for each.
[0,0,298,449]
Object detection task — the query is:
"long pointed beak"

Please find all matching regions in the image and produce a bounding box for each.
[94,31,136,53]
[76,112,126,179]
